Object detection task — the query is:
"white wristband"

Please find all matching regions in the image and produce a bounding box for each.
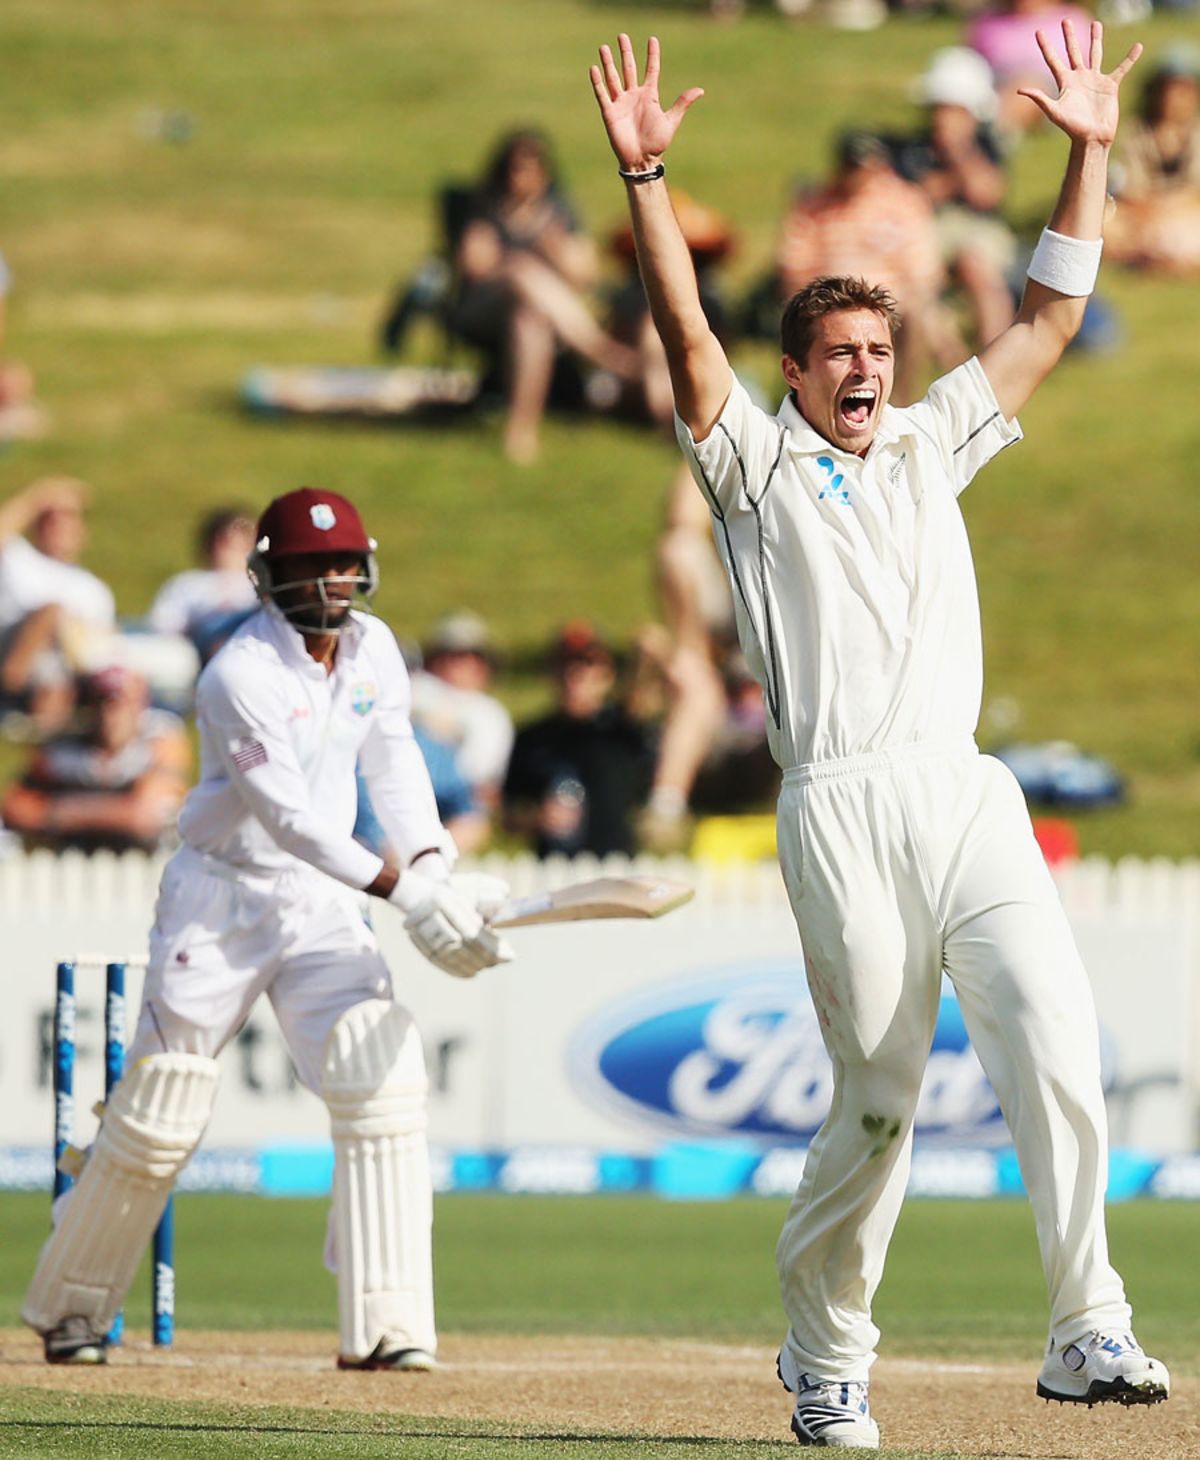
[1027,227,1102,297]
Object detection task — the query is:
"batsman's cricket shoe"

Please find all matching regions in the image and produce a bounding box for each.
[43,1316,106,1365]
[1037,1331,1169,1407]
[778,1349,879,1449]
[338,1340,437,1372]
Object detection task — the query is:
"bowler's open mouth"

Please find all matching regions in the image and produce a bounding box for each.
[839,388,876,428]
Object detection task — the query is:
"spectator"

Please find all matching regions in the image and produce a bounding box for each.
[146,507,258,660]
[412,724,491,854]
[450,128,640,462]
[687,649,780,816]
[968,0,1093,140]
[1,665,190,852]
[0,250,44,442]
[1106,47,1200,272]
[503,621,654,858]
[410,609,514,814]
[634,463,735,852]
[776,130,957,400]
[0,477,115,732]
[892,48,1018,349]
[354,721,491,860]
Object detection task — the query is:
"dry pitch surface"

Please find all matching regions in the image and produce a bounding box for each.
[1,1329,1196,1457]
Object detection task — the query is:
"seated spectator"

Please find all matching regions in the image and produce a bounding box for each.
[412,724,491,854]
[410,609,514,816]
[687,650,780,816]
[353,719,491,860]
[892,48,1017,350]
[1106,47,1200,273]
[968,0,1092,140]
[776,130,958,401]
[1,665,190,852]
[0,477,115,733]
[450,128,640,463]
[147,506,258,660]
[0,477,199,729]
[503,621,654,859]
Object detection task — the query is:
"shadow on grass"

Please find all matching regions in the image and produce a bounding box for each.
[1,1418,790,1449]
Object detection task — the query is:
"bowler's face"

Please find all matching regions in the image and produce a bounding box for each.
[783,309,895,456]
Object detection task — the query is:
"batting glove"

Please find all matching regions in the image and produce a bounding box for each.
[448,871,512,923]
[390,871,514,978]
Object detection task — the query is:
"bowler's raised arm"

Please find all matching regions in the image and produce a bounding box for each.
[590,34,730,438]
[979,20,1141,421]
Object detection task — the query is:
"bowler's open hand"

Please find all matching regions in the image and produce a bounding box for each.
[589,34,703,171]
[1020,20,1141,146]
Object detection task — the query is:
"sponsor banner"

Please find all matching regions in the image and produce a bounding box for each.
[0,1142,1180,1200]
[1,857,1196,1170]
[569,964,1035,1149]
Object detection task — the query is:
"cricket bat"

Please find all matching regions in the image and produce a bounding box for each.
[490,875,694,929]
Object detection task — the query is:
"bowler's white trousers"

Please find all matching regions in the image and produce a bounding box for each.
[128,845,394,1087]
[775,740,1132,1382]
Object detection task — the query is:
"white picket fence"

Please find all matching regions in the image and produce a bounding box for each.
[0,846,1197,922]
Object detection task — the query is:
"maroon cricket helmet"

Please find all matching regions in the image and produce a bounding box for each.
[254,487,374,560]
[248,486,379,631]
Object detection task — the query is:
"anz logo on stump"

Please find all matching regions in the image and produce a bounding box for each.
[570,962,1098,1147]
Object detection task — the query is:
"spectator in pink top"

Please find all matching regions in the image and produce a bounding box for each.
[969,0,1094,138]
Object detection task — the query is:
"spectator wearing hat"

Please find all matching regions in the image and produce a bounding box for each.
[1,665,190,852]
[775,129,952,400]
[1106,47,1200,272]
[891,48,1018,350]
[409,609,514,815]
[503,622,654,858]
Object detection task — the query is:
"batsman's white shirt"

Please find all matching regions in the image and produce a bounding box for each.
[678,361,1132,1378]
[676,357,1021,769]
[131,603,448,1091]
[180,603,446,887]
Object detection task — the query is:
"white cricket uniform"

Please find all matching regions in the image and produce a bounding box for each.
[128,602,449,1091]
[676,360,1132,1381]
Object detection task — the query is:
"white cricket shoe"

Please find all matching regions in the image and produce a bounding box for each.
[778,1351,879,1449]
[1037,1331,1169,1407]
[338,1340,437,1372]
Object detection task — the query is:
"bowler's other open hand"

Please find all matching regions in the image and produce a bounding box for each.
[1020,21,1141,147]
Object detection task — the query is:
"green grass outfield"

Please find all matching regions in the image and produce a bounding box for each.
[1,1192,1198,1455]
[0,1,1197,854]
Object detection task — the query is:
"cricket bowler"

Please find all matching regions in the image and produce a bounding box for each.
[591,22,1167,1448]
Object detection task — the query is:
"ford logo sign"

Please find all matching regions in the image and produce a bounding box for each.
[570,963,1103,1147]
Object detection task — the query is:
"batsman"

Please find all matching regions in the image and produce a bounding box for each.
[591,23,1167,1449]
[23,486,513,1370]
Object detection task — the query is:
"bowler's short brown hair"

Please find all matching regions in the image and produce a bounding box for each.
[781,276,901,367]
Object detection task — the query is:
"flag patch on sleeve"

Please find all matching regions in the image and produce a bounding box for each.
[232,737,268,772]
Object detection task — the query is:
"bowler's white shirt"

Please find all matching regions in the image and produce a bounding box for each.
[180,604,446,886]
[675,357,1022,769]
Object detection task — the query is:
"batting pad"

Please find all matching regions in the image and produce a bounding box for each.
[23,1053,219,1335]
[321,998,434,1361]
